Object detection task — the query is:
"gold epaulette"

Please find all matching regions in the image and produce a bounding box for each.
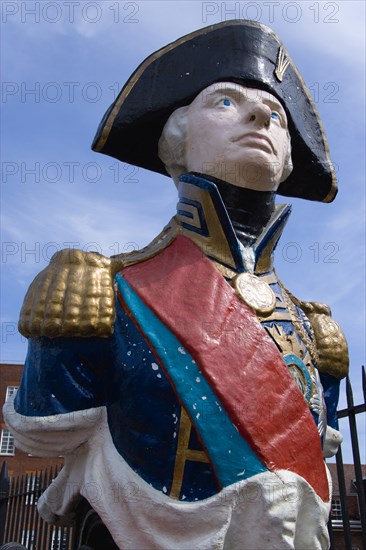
[18,219,180,339]
[18,249,115,338]
[288,291,349,380]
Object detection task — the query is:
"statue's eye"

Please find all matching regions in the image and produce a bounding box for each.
[271,112,280,120]
[223,98,231,106]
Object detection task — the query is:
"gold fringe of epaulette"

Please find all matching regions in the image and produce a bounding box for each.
[18,249,115,339]
[18,219,181,339]
[283,286,349,380]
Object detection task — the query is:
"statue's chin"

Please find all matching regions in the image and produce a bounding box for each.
[212,172,280,192]
[226,179,279,192]
[186,161,282,192]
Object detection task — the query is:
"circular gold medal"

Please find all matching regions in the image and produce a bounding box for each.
[232,272,276,316]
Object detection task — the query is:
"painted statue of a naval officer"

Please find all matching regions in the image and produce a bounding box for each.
[5,20,348,550]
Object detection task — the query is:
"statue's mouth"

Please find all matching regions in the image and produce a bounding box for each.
[233,132,274,154]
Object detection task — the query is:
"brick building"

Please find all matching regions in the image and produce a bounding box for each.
[327,462,366,550]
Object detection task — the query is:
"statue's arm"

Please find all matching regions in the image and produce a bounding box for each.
[4,248,116,456]
[296,299,349,458]
[4,334,111,457]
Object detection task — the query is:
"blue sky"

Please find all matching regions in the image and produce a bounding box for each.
[1,1,365,462]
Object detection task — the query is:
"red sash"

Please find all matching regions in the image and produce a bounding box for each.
[122,235,329,501]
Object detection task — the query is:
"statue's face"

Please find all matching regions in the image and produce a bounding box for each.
[185,82,290,191]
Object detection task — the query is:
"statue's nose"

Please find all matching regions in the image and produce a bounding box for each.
[246,102,272,128]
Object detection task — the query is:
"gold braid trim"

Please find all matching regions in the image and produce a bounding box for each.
[279,281,349,380]
[18,219,180,339]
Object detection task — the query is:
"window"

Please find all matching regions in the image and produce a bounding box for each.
[3,387,19,418]
[21,530,35,549]
[331,498,342,520]
[0,428,15,455]
[25,474,41,505]
[51,528,70,550]
[6,386,19,400]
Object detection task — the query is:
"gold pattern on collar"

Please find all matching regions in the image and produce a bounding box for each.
[177,183,237,269]
[178,180,291,274]
[255,215,284,275]
[176,201,201,229]
[274,47,290,82]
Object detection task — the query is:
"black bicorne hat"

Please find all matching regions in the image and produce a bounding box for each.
[92,20,337,202]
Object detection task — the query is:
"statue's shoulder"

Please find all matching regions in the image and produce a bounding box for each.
[18,219,180,339]
[288,290,349,380]
[18,248,115,339]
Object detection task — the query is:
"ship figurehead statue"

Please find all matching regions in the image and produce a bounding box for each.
[5,20,348,550]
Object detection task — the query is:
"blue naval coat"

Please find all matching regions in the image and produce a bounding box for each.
[10,174,346,504]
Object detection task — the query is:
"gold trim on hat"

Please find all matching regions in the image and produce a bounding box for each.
[274,47,290,82]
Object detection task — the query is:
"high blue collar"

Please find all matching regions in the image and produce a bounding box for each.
[176,173,291,274]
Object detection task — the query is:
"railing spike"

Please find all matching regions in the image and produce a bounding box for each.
[345,375,354,408]
[0,460,9,481]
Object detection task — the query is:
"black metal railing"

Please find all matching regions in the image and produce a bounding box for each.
[0,464,74,549]
[328,366,366,550]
